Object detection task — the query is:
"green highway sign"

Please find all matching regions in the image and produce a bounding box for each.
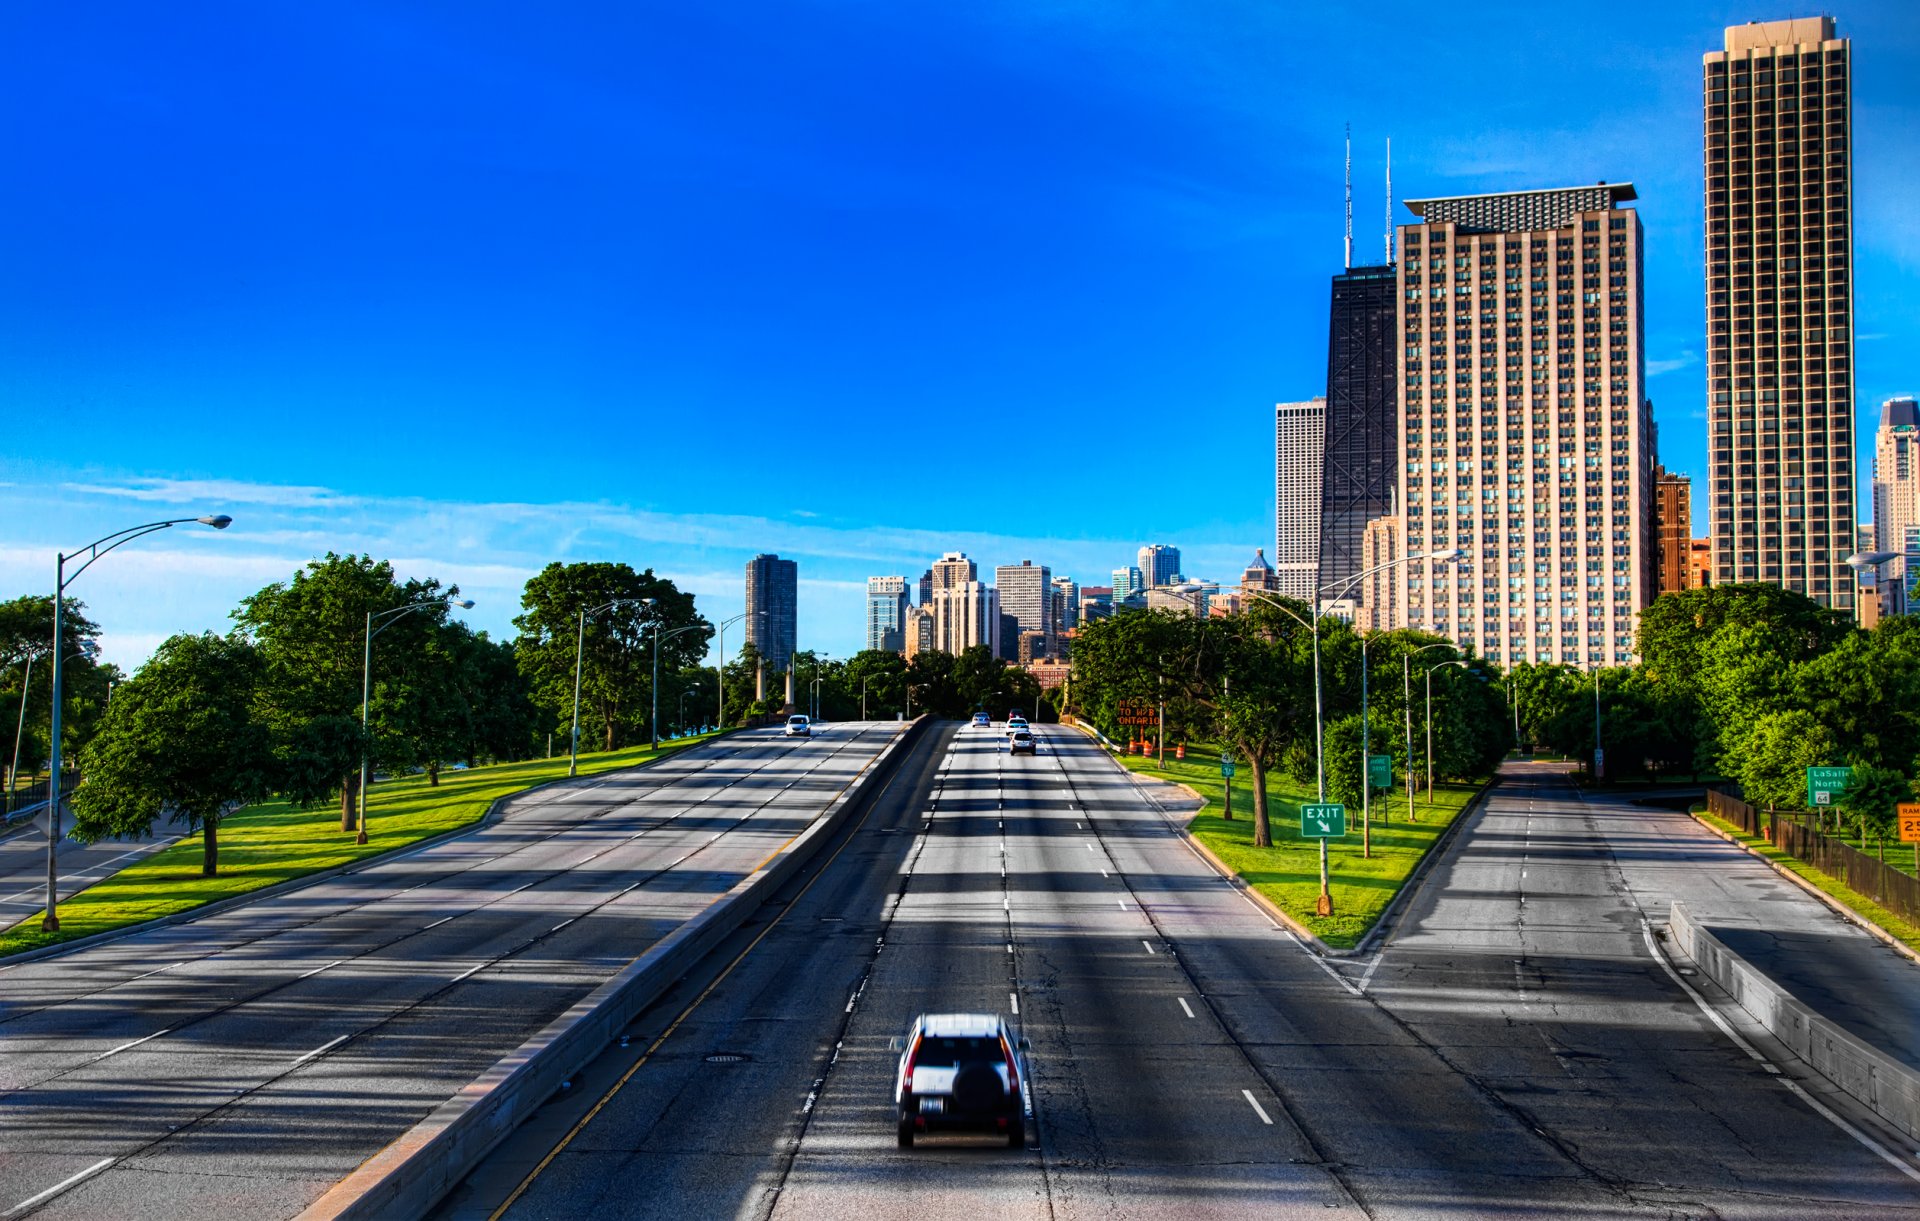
[1220,761,1236,778]
[1806,766,1852,807]
[1301,803,1347,839]
[1368,754,1393,789]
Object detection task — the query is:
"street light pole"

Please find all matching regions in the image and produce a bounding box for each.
[40,514,232,931]
[1403,642,1453,823]
[713,610,764,732]
[571,597,653,776]
[1425,659,1471,816]
[1592,666,1604,783]
[361,596,474,845]
[8,652,33,820]
[650,618,708,751]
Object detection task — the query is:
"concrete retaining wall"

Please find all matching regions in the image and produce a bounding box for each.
[1668,900,1920,1141]
[297,718,929,1221]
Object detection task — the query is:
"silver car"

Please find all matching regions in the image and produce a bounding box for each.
[893,1012,1029,1148]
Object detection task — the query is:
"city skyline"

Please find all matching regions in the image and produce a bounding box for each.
[3,5,1915,672]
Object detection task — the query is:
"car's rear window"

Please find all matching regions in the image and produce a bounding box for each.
[912,1035,998,1067]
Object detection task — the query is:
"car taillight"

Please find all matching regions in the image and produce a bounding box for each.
[903,1040,919,1085]
[1000,1036,1020,1092]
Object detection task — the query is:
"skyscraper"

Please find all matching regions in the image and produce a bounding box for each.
[1397,183,1654,669]
[1704,18,1854,609]
[1321,263,1400,609]
[1050,576,1079,635]
[1873,397,1920,616]
[930,551,977,593]
[745,554,798,673]
[1654,467,1694,595]
[1137,545,1181,589]
[1111,566,1144,606]
[996,561,1053,660]
[931,581,999,655]
[1275,398,1326,601]
[865,576,910,652]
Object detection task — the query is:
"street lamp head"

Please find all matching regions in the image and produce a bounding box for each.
[1846,551,1902,569]
[451,598,476,610]
[1428,548,1461,563]
[197,514,233,530]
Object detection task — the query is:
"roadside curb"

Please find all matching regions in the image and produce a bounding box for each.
[296,718,929,1221]
[0,732,735,971]
[1684,806,1920,968]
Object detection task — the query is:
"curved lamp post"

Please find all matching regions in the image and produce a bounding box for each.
[41,514,232,930]
[569,597,654,778]
[361,596,473,844]
[649,620,710,750]
[1424,659,1474,815]
[713,610,766,731]
[1403,642,1456,822]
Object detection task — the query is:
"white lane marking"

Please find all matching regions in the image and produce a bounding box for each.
[128,960,185,983]
[1356,952,1387,994]
[1100,869,1109,878]
[1006,942,1014,954]
[1118,899,1128,911]
[423,916,453,930]
[293,1034,349,1066]
[1177,997,1195,1019]
[551,918,575,931]
[1141,940,1156,955]
[1076,822,1083,829]
[1009,992,1020,1015]
[298,958,345,981]
[450,963,484,983]
[1242,1089,1274,1125]
[92,1027,170,1062]
[1085,842,1095,852]
[3,1156,116,1218]
[1640,921,1920,1184]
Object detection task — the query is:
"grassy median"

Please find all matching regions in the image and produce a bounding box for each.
[1691,805,1920,957]
[0,731,731,960]
[1108,745,1481,949]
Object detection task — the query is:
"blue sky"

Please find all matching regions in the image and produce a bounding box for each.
[4,2,1917,670]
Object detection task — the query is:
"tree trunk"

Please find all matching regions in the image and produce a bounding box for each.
[1248,753,1272,848]
[202,819,219,877]
[339,772,359,833]
[427,761,440,787]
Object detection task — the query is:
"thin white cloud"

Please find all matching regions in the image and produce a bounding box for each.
[1645,354,1698,377]
[61,477,349,509]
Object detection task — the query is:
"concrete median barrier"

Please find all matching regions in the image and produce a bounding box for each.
[1668,900,1920,1142]
[297,718,929,1221]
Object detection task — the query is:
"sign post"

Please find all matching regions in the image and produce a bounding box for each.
[1220,751,1235,821]
[1300,803,1345,918]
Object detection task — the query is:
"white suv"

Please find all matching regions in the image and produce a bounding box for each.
[893,1012,1029,1148]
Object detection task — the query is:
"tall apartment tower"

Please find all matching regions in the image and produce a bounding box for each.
[1321,263,1399,608]
[1704,18,1854,609]
[1654,467,1695,595]
[929,551,977,594]
[865,576,910,652]
[1873,397,1920,616]
[996,561,1054,659]
[1275,398,1327,601]
[1137,545,1181,588]
[1050,576,1079,635]
[1396,184,1654,669]
[931,581,999,655]
[744,553,798,673]
[1111,566,1144,606]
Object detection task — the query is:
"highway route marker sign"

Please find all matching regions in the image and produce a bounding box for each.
[1367,754,1392,789]
[1300,803,1346,839]
[1898,803,1920,844]
[1806,765,1852,807]
[1220,761,1236,778]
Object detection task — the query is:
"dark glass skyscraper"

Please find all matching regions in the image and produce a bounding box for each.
[1319,262,1399,604]
[745,553,798,672]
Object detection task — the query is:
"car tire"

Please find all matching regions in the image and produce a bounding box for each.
[897,1116,915,1148]
[1007,1123,1026,1150]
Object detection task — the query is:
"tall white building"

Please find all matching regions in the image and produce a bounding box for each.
[1274,398,1326,601]
[932,581,999,655]
[865,576,910,653]
[1396,184,1653,669]
[995,561,1054,659]
[1873,397,1919,617]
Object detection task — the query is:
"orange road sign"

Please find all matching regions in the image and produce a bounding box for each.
[1898,803,1920,844]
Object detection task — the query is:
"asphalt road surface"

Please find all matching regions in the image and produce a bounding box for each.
[0,813,184,929]
[0,723,903,1220]
[447,725,1920,1220]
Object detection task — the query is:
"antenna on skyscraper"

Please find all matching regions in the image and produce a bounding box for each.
[1343,123,1353,271]
[1385,137,1394,264]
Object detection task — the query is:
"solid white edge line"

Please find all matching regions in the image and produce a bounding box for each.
[1242,1089,1274,1125]
[1177,997,1195,1018]
[3,1157,116,1219]
[1641,920,1920,1185]
[450,963,484,983]
[423,916,453,930]
[293,1034,349,1066]
[93,1027,170,1062]
[299,958,345,980]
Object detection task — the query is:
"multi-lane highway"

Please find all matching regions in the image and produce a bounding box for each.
[444,723,1920,1220]
[0,724,904,1220]
[0,813,182,929]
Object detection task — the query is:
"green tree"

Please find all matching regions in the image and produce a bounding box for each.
[234,553,458,831]
[844,649,909,720]
[70,633,272,876]
[1838,764,1909,860]
[513,562,708,752]
[1,595,114,782]
[1725,709,1835,814]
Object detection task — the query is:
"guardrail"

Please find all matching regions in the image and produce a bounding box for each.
[1705,790,1920,928]
[1669,900,1920,1141]
[296,717,930,1221]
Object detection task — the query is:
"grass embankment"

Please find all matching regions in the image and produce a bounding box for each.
[0,731,730,960]
[1110,746,1481,949]
[1692,804,1920,957]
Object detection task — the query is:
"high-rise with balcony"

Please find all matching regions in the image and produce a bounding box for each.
[1874,397,1920,616]
[745,554,798,673]
[1704,17,1854,610]
[1275,398,1326,600]
[1396,184,1653,669]
[865,576,910,652]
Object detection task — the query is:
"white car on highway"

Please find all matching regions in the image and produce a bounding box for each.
[784,714,812,738]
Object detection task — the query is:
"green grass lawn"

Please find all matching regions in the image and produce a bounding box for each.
[1693,805,1920,956]
[1109,745,1482,949]
[0,731,731,960]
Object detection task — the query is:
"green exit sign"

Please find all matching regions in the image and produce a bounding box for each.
[1806,766,1852,807]
[1301,803,1347,839]
[1368,754,1393,789]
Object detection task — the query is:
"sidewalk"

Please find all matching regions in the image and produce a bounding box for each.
[1563,765,1920,1075]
